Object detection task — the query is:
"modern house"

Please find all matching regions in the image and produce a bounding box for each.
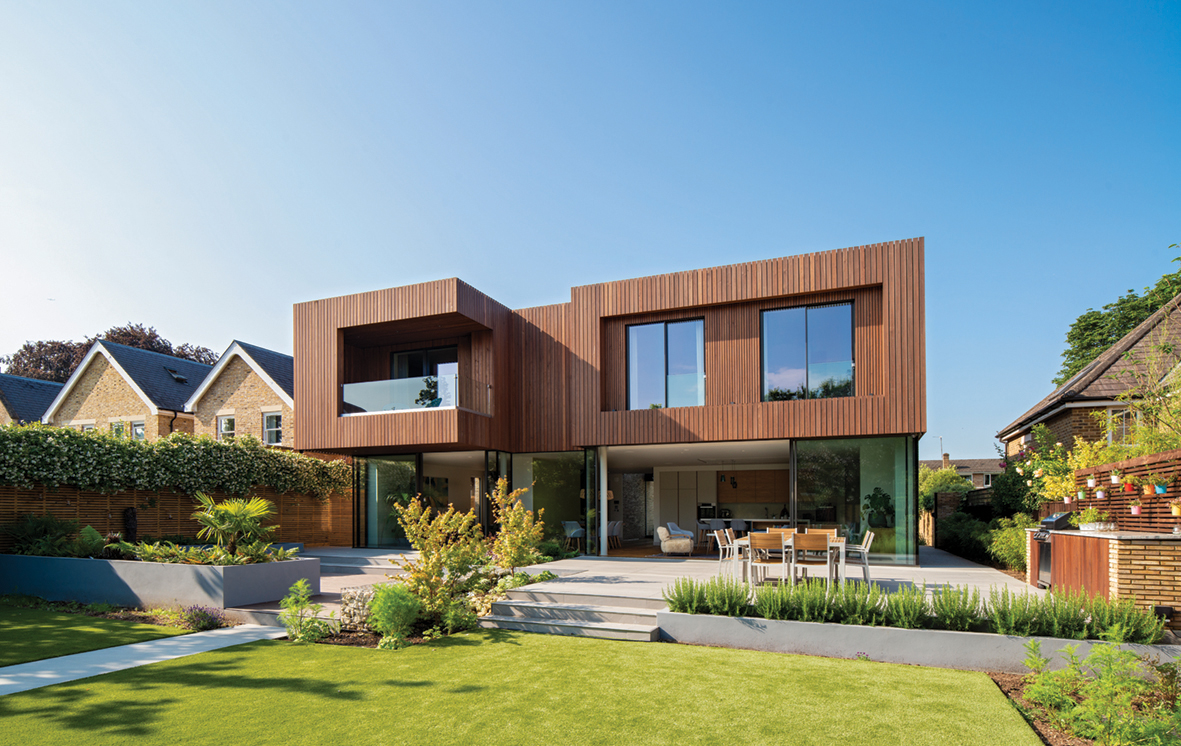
[184,341,295,447]
[919,454,1004,489]
[0,373,64,426]
[998,294,1181,456]
[40,341,212,439]
[294,238,926,564]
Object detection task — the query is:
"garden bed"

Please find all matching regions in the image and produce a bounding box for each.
[0,554,319,609]
[657,611,1181,674]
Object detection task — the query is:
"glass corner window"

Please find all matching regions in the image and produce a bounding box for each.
[762,302,854,401]
[627,319,704,410]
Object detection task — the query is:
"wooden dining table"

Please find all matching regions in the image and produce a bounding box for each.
[729,534,847,585]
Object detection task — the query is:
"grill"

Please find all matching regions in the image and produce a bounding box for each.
[1033,512,1073,589]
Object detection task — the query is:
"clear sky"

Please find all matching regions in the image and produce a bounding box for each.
[1,1,1177,460]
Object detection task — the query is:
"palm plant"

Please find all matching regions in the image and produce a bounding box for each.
[191,492,277,554]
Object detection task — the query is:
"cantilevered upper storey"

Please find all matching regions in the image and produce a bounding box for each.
[293,239,925,454]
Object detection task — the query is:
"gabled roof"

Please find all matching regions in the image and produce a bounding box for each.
[0,374,64,422]
[919,458,1004,474]
[998,294,1181,440]
[42,341,212,422]
[183,341,294,412]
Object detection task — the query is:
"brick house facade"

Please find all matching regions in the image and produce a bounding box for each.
[41,341,209,439]
[184,341,295,447]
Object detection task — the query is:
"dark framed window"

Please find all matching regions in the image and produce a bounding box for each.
[761,302,854,401]
[627,319,704,409]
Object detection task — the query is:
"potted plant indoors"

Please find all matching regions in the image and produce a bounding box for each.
[1129,498,1143,516]
[861,488,894,528]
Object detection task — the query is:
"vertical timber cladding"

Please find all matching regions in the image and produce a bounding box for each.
[568,239,926,447]
[293,278,515,453]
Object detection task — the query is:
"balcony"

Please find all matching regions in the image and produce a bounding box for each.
[342,375,493,417]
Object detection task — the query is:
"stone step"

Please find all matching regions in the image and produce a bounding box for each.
[319,562,399,576]
[490,599,659,626]
[504,589,667,611]
[479,615,659,642]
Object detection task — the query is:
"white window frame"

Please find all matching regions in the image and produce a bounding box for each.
[263,412,283,445]
[110,421,125,438]
[217,415,236,440]
[131,421,146,441]
[982,473,993,488]
[1108,408,1135,444]
[80,423,95,432]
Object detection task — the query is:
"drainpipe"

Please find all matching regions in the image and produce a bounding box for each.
[167,410,179,434]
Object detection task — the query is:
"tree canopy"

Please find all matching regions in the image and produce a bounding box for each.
[1,323,218,383]
[1053,252,1181,387]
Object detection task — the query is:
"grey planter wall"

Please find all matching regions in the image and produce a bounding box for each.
[0,554,320,609]
[657,611,1181,674]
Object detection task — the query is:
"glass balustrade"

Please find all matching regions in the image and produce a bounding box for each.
[342,375,492,416]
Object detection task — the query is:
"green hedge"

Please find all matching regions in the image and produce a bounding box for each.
[0,424,350,499]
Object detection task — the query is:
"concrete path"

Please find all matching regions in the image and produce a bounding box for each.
[0,624,285,697]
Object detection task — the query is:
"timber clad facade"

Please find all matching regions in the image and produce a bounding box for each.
[295,239,927,562]
[295,239,926,453]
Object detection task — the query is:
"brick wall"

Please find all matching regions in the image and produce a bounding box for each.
[1109,539,1181,630]
[191,358,294,447]
[1003,406,1108,458]
[0,482,352,551]
[0,407,12,426]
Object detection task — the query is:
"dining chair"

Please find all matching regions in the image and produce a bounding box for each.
[708,519,726,550]
[697,520,712,546]
[748,531,791,585]
[730,519,747,538]
[607,521,623,548]
[712,529,740,576]
[844,530,875,583]
[791,532,837,587]
[562,521,585,553]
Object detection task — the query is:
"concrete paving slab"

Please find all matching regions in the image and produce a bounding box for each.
[0,624,286,697]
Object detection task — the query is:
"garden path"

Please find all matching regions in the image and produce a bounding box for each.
[0,624,285,697]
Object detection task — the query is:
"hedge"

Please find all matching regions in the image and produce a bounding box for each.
[0,424,350,500]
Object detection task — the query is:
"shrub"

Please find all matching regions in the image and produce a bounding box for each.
[986,513,1037,571]
[794,579,836,623]
[0,425,350,499]
[936,512,990,564]
[884,583,928,629]
[0,513,79,555]
[831,581,887,626]
[277,578,337,643]
[988,587,1041,636]
[930,584,982,631]
[1038,590,1088,640]
[369,583,424,647]
[1086,594,1165,644]
[442,598,478,634]
[179,605,226,631]
[752,581,793,621]
[191,492,276,555]
[703,576,749,617]
[918,464,973,513]
[392,499,488,620]
[488,477,545,574]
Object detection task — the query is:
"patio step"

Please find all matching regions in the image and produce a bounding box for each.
[479,615,659,642]
[479,588,664,641]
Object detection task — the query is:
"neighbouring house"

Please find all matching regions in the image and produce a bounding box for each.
[294,238,927,564]
[40,341,212,439]
[919,453,1004,488]
[0,373,64,425]
[997,294,1181,457]
[184,341,295,447]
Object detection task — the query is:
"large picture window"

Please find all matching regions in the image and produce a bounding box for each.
[762,302,853,401]
[627,319,704,409]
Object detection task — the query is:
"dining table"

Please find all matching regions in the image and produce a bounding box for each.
[728,533,847,585]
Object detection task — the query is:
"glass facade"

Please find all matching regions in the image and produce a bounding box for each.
[511,452,585,526]
[795,436,916,564]
[360,454,418,547]
[627,319,704,410]
[762,303,854,400]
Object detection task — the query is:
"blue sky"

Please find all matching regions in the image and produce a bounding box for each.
[1,1,1177,460]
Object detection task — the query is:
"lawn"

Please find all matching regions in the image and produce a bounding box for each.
[0,605,187,667]
[0,630,1039,746]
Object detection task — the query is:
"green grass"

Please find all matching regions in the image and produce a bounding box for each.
[0,606,187,667]
[0,630,1038,746]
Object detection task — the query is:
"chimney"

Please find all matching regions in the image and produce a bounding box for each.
[942,453,950,469]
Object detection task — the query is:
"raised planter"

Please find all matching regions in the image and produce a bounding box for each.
[656,611,1181,674]
[0,554,319,609]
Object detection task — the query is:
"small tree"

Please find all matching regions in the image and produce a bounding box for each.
[918,464,973,513]
[191,492,277,554]
[489,477,545,575]
[392,499,486,618]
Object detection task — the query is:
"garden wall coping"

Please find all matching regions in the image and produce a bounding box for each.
[0,554,319,609]
[657,611,1181,674]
